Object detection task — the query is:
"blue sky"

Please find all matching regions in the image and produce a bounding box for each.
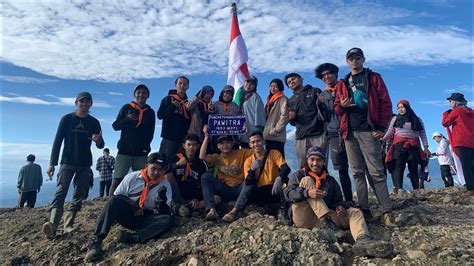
[1,0,473,189]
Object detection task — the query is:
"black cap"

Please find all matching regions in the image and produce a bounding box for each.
[217,135,233,143]
[346,47,364,59]
[222,85,234,92]
[146,152,168,166]
[134,84,150,95]
[76,92,92,101]
[447,92,467,102]
[314,63,339,79]
[245,75,258,86]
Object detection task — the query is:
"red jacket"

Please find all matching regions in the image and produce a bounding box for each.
[334,69,393,139]
[442,106,474,149]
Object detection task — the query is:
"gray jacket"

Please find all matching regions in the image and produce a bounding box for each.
[263,95,289,143]
[241,93,266,143]
[322,89,341,136]
[17,163,43,192]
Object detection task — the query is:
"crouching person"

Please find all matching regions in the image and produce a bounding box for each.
[222,131,290,222]
[284,146,393,258]
[85,153,174,262]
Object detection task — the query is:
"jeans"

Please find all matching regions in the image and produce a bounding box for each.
[18,190,37,208]
[201,173,243,209]
[99,180,112,198]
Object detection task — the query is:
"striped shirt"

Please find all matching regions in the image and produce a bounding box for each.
[382,117,428,147]
[96,155,115,182]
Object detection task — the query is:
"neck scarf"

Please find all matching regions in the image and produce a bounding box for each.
[176,153,192,181]
[130,102,149,128]
[217,101,229,114]
[324,85,336,93]
[169,93,190,119]
[265,91,284,116]
[138,168,165,209]
[305,167,327,189]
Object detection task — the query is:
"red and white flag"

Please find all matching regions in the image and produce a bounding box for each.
[227,4,250,94]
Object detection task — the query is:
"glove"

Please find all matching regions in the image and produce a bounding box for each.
[271,176,283,196]
[250,159,263,171]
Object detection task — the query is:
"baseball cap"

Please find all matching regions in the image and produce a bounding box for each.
[446,92,467,102]
[76,92,92,101]
[217,135,233,143]
[346,47,364,59]
[432,132,442,139]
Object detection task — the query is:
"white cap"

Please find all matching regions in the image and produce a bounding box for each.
[432,132,442,139]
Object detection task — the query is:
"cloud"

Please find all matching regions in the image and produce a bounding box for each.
[0,94,113,108]
[0,75,58,83]
[1,1,473,82]
[419,100,474,108]
[107,91,124,96]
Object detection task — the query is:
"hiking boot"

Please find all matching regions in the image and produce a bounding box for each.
[117,230,140,244]
[42,222,55,239]
[178,205,191,217]
[205,209,219,221]
[63,211,78,233]
[320,216,338,231]
[85,237,103,262]
[222,212,237,223]
[277,209,291,226]
[42,208,62,239]
[360,208,373,221]
[382,212,396,227]
[353,235,394,258]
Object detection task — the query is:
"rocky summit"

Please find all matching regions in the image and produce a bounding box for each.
[1,186,473,265]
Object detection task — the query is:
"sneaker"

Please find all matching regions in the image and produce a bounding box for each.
[320,216,338,231]
[360,208,373,221]
[222,212,237,223]
[205,209,219,221]
[42,222,55,239]
[85,238,103,262]
[117,231,140,244]
[382,212,396,227]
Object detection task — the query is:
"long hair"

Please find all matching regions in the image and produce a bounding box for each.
[394,100,423,131]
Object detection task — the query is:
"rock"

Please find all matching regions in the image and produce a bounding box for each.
[186,257,204,266]
[407,250,426,260]
[395,213,419,226]
[352,240,394,258]
[419,243,435,252]
[443,195,454,203]
[21,242,31,248]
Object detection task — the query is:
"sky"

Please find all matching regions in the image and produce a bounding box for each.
[1,0,473,192]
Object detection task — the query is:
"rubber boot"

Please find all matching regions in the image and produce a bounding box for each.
[63,210,78,233]
[42,208,63,239]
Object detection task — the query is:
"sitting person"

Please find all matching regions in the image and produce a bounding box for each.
[199,125,253,220]
[284,146,393,258]
[222,131,291,222]
[85,153,174,262]
[168,134,208,215]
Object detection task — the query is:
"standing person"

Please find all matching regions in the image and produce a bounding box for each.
[85,153,173,262]
[17,154,43,208]
[432,132,454,187]
[109,84,155,195]
[167,134,208,215]
[158,76,192,160]
[315,63,353,202]
[263,78,289,158]
[286,72,327,167]
[188,85,214,142]
[334,48,394,224]
[96,148,115,198]
[43,92,104,238]
[208,85,241,152]
[199,125,253,220]
[222,131,291,222]
[442,92,474,196]
[239,76,266,148]
[382,100,431,191]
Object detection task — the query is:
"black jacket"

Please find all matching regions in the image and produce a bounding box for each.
[157,90,191,142]
[112,103,155,156]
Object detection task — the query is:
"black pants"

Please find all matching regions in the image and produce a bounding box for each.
[440,165,454,187]
[338,169,353,202]
[235,184,280,210]
[457,146,474,191]
[18,191,37,208]
[99,180,112,197]
[94,195,174,242]
[265,140,285,158]
[392,151,419,190]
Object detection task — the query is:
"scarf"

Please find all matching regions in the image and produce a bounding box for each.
[176,153,192,181]
[138,168,165,209]
[169,93,190,119]
[129,102,149,128]
[324,85,336,93]
[305,167,327,189]
[217,101,229,114]
[265,91,284,116]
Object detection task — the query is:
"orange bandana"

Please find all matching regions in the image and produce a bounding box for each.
[169,94,190,119]
[176,153,192,181]
[130,102,149,128]
[324,85,336,93]
[217,101,228,114]
[138,168,165,209]
[305,168,327,189]
[265,91,284,115]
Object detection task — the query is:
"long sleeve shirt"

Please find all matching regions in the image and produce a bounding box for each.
[436,138,454,165]
[17,163,43,192]
[241,93,266,143]
[382,117,428,147]
[96,156,116,182]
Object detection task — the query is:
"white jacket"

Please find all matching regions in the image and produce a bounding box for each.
[436,138,454,166]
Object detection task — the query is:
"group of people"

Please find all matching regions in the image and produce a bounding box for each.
[22,47,472,261]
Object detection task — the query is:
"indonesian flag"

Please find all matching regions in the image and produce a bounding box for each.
[227,4,250,101]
